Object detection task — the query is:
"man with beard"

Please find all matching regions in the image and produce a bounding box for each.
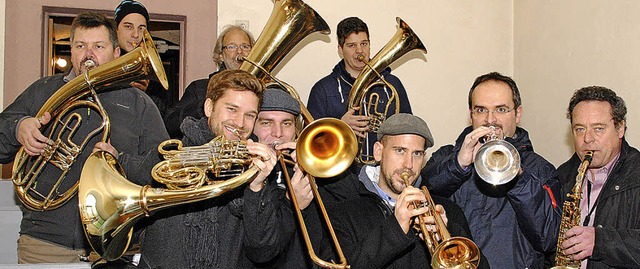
[138,70,279,269]
[164,25,255,138]
[0,13,168,264]
[326,114,488,268]
[422,72,561,268]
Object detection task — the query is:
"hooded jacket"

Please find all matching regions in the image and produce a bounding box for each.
[307,60,412,163]
[556,140,640,269]
[423,126,561,269]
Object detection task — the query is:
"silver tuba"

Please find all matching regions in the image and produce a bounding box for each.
[13,29,168,211]
[474,126,521,185]
[347,17,427,165]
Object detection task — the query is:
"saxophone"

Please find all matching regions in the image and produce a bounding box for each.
[553,151,593,269]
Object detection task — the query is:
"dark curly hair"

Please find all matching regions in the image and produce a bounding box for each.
[567,86,627,129]
[468,72,521,109]
[337,17,369,47]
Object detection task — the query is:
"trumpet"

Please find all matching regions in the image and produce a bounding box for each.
[474,126,521,185]
[401,173,480,269]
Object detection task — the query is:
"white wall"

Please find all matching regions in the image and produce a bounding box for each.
[219,0,514,158]
[515,0,640,165]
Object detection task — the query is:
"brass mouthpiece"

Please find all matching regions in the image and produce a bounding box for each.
[356,54,366,62]
[401,172,411,187]
[236,55,245,62]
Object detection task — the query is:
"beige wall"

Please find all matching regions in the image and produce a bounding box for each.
[219,0,514,159]
[3,0,218,108]
[515,0,640,165]
[3,0,640,168]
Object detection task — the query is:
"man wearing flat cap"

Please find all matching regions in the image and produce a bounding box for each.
[323,114,489,268]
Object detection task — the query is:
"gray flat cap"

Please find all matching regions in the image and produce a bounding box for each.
[261,88,301,116]
[377,113,434,148]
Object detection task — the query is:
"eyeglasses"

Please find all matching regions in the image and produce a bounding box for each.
[472,106,514,115]
[222,44,252,51]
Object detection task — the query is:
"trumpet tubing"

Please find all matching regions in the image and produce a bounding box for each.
[401,173,480,269]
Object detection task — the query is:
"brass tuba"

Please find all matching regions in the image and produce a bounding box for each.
[240,1,353,267]
[552,151,593,269]
[348,17,427,165]
[13,29,168,211]
[401,173,480,268]
[474,126,521,185]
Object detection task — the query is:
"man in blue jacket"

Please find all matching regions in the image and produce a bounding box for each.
[307,17,412,165]
[422,72,561,268]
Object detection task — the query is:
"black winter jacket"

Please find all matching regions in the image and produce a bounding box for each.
[163,71,219,139]
[327,167,490,269]
[557,140,640,269]
[423,126,562,269]
[139,117,288,269]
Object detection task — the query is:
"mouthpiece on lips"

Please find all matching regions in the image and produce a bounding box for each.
[84,60,96,69]
[236,55,245,62]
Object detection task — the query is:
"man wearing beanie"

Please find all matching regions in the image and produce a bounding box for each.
[323,114,489,268]
[241,86,321,267]
[114,0,170,117]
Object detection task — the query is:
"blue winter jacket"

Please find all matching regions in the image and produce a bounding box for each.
[307,60,412,163]
[422,126,562,269]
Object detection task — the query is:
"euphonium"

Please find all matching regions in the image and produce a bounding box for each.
[13,29,167,211]
[474,126,521,185]
[401,173,480,269]
[552,151,593,269]
[348,17,427,165]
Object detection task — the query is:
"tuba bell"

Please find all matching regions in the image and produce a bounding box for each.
[13,29,167,211]
[474,126,521,185]
[401,173,480,268]
[347,17,427,165]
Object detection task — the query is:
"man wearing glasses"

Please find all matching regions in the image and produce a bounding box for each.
[421,72,562,268]
[164,25,255,138]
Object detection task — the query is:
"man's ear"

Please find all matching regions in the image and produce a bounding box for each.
[204,98,213,118]
[114,47,121,58]
[373,141,383,162]
[337,44,343,58]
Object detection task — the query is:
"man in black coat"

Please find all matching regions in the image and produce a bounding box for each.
[555,86,640,269]
[326,114,489,269]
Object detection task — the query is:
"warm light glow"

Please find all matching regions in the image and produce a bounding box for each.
[56,58,67,68]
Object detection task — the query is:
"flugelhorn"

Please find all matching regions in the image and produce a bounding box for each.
[552,151,593,269]
[401,173,480,269]
[474,126,521,185]
[348,17,427,165]
[13,29,167,211]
